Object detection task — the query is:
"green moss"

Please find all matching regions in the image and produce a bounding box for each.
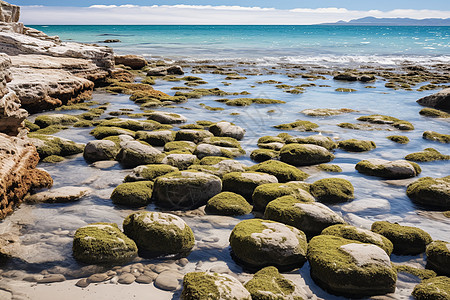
[274,120,319,131]
[181,272,221,300]
[355,159,421,178]
[222,172,278,200]
[279,143,335,166]
[34,114,79,128]
[29,134,84,158]
[199,156,230,165]
[338,139,376,152]
[444,211,450,218]
[310,178,354,203]
[335,88,357,92]
[174,88,230,99]
[371,221,432,255]
[55,101,99,111]
[318,164,342,173]
[394,265,436,280]
[419,108,450,118]
[252,182,313,212]
[41,155,65,163]
[196,120,215,127]
[247,160,309,183]
[34,125,68,135]
[258,136,284,144]
[412,276,450,300]
[180,124,204,130]
[225,75,247,80]
[406,176,450,209]
[337,122,361,130]
[90,126,135,139]
[141,77,155,85]
[405,148,450,162]
[73,120,94,128]
[98,118,169,131]
[123,211,194,256]
[110,181,153,206]
[387,135,410,144]
[72,222,138,264]
[175,129,213,144]
[286,135,337,150]
[203,136,242,148]
[250,149,279,162]
[244,266,304,300]
[164,141,196,153]
[322,224,393,255]
[426,241,450,276]
[125,164,178,182]
[135,130,175,146]
[205,192,252,216]
[24,119,40,131]
[357,114,414,130]
[423,131,450,143]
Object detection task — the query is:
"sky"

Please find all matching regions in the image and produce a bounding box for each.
[11,0,450,25]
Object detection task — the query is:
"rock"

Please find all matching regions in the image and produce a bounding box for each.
[355,158,421,179]
[222,171,278,200]
[209,121,245,140]
[426,241,450,276]
[154,171,222,209]
[357,114,414,130]
[423,130,450,143]
[123,211,195,257]
[110,181,153,207]
[416,88,450,110]
[300,108,356,117]
[182,272,251,300]
[279,143,334,166]
[333,72,358,81]
[406,176,450,210]
[286,134,338,150]
[264,197,346,237]
[244,266,306,300]
[34,114,79,128]
[188,159,247,178]
[162,153,198,170]
[135,275,154,284]
[0,1,20,22]
[114,55,147,69]
[419,107,450,118]
[308,235,396,297]
[229,219,308,269]
[147,111,187,124]
[124,164,178,182]
[37,274,66,284]
[164,140,197,153]
[387,135,410,144]
[97,118,167,131]
[274,120,318,131]
[25,186,91,203]
[175,129,214,144]
[118,273,136,284]
[310,178,354,203]
[135,130,174,146]
[147,65,184,76]
[72,222,138,264]
[205,192,252,216]
[30,134,84,158]
[247,160,309,183]
[371,221,432,255]
[338,139,376,152]
[250,149,279,162]
[154,270,183,291]
[194,143,244,159]
[322,224,394,255]
[116,140,165,168]
[75,278,89,288]
[405,148,450,162]
[252,182,313,212]
[83,140,119,162]
[87,273,109,283]
[90,126,135,139]
[412,276,450,300]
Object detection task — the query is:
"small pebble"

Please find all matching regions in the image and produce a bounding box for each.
[118,273,135,284]
[135,275,153,284]
[37,274,66,284]
[75,278,89,288]
[87,273,109,283]
[154,271,182,291]
[177,258,189,267]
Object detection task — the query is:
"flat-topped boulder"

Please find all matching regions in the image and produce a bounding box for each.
[280,143,334,166]
[147,65,184,76]
[356,158,421,179]
[147,111,187,124]
[209,121,245,140]
[25,186,91,203]
[162,153,198,170]
[310,178,354,203]
[116,140,165,168]
[114,54,147,69]
[407,176,450,209]
[124,164,178,182]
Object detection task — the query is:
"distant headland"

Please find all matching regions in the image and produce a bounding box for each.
[321,16,450,26]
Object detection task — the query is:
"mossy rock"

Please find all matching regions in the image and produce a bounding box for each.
[41,155,65,163]
[162,153,198,170]
[338,139,376,152]
[194,143,245,159]
[387,135,410,144]
[252,182,313,212]
[203,136,242,148]
[426,241,450,276]
[419,108,450,118]
[199,156,230,165]
[110,181,153,206]
[279,143,334,166]
[405,148,450,162]
[180,123,204,130]
[222,172,278,200]
[123,211,194,257]
[357,114,414,130]
[247,160,309,183]
[406,176,450,209]
[181,272,251,300]
[90,126,135,139]
[124,164,178,182]
[205,192,252,216]
[310,178,354,203]
[257,136,284,144]
[300,108,356,117]
[322,224,394,255]
[355,158,421,179]
[83,140,120,162]
[117,141,165,168]
[164,141,197,153]
[274,120,319,131]
[371,221,432,255]
[175,129,214,144]
[335,88,357,92]
[34,114,79,128]
[24,119,40,131]
[229,219,308,270]
[318,164,342,173]
[188,159,247,178]
[135,130,175,146]
[34,125,68,135]
[286,135,337,150]
[264,197,345,237]
[423,131,450,143]
[394,265,436,281]
[307,235,396,297]
[250,149,279,162]
[244,266,305,300]
[72,223,138,264]
[412,276,450,300]
[29,134,84,159]
[98,118,169,131]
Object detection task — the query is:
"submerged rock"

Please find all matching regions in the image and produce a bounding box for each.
[422,130,450,143]
[357,114,414,130]
[355,158,421,179]
[25,186,91,203]
[426,241,450,276]
[405,148,450,162]
[412,276,450,300]
[416,87,450,110]
[279,143,334,166]
[406,176,450,209]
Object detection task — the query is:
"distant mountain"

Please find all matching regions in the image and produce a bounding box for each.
[321,17,450,26]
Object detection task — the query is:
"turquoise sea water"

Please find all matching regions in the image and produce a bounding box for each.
[31,25,450,66]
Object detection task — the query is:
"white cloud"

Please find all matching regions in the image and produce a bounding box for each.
[20,5,450,25]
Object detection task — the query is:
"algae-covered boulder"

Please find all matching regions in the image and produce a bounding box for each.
[164,140,197,153]
[147,111,187,124]
[117,140,165,168]
[322,224,394,255]
[188,159,247,178]
[280,144,334,166]
[426,241,450,276]
[154,171,222,209]
[286,135,337,150]
[250,149,279,162]
[110,181,153,206]
[30,134,85,159]
[83,140,119,162]
[181,272,251,300]
[209,121,245,140]
[355,158,421,179]
[252,182,313,212]
[357,114,414,130]
[123,211,194,256]
[135,130,174,146]
[98,118,169,131]
[247,160,309,183]
[205,192,252,216]
[222,172,278,200]
[265,198,345,237]
[73,223,138,264]
[387,135,410,144]
[34,114,79,128]
[405,148,450,162]
[310,178,354,203]
[307,235,397,297]
[406,176,450,209]
[371,221,432,255]
[274,120,318,131]
[194,143,245,159]
[412,276,450,300]
[124,164,178,182]
[229,219,307,269]
[90,126,135,139]
[338,139,376,152]
[244,266,306,300]
[175,129,214,144]
[162,153,198,170]
[422,131,450,143]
